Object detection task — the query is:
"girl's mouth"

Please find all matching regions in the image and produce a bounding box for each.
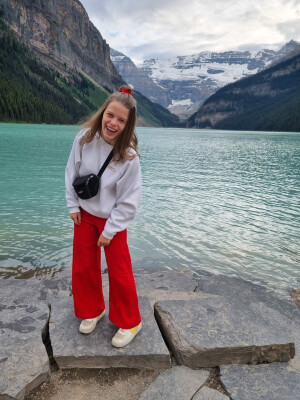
[106,126,117,135]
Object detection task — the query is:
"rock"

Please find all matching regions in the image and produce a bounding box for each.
[194,273,272,301]
[1,0,123,90]
[0,280,50,400]
[134,271,214,307]
[291,289,300,306]
[220,362,300,400]
[195,274,300,368]
[193,386,229,399]
[101,271,213,308]
[138,366,209,400]
[102,270,197,293]
[134,271,197,293]
[154,296,295,368]
[145,289,217,309]
[49,295,170,369]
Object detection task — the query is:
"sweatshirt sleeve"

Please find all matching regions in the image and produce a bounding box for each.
[65,135,82,214]
[102,155,142,239]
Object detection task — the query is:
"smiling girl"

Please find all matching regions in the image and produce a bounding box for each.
[65,85,142,347]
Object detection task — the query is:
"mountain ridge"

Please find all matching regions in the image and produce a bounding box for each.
[110,48,171,108]
[186,51,300,132]
[123,40,299,119]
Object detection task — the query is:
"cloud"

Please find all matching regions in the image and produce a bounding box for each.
[80,0,300,62]
[277,19,300,41]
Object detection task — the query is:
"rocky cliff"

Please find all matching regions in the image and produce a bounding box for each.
[110,48,171,108]
[0,15,180,127]
[0,0,123,90]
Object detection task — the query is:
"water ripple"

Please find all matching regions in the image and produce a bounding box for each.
[0,125,299,295]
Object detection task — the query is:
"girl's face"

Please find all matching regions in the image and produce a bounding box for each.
[101,101,129,145]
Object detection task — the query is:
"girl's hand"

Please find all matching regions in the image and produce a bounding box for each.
[70,212,81,225]
[97,234,111,247]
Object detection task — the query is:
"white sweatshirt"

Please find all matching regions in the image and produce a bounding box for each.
[65,132,142,240]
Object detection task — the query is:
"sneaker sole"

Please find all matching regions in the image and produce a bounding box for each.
[79,310,105,334]
[111,322,142,348]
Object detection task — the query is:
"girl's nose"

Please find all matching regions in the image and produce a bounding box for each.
[111,118,118,127]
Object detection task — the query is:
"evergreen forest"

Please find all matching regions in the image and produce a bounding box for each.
[0,19,180,127]
[0,19,110,124]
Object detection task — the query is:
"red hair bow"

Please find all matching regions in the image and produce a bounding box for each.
[119,88,133,95]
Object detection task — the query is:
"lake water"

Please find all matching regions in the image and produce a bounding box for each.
[0,123,299,294]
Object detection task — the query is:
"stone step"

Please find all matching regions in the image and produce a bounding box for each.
[138,366,209,400]
[0,280,50,400]
[154,296,295,368]
[0,269,198,398]
[220,362,300,400]
[194,273,300,368]
[2,269,299,399]
[49,295,171,369]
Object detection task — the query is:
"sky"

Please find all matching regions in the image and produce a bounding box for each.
[79,0,300,64]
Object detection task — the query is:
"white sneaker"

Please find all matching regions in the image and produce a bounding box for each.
[79,310,105,334]
[111,322,142,348]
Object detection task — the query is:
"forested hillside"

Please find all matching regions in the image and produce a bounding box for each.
[187,52,300,132]
[0,18,109,124]
[0,19,180,126]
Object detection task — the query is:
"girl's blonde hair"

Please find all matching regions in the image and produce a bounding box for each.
[80,85,139,162]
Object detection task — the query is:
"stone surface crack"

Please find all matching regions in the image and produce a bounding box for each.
[189,385,203,400]
[41,303,59,372]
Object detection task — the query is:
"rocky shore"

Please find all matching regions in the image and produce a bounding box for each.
[0,266,299,399]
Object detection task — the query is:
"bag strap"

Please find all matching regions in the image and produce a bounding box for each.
[97,149,114,178]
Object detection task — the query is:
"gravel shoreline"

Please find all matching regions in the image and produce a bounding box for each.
[24,368,162,400]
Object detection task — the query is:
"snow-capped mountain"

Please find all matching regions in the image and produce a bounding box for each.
[136,40,300,119]
[186,50,300,132]
[110,49,171,107]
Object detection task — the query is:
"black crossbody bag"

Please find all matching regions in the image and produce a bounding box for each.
[72,149,114,200]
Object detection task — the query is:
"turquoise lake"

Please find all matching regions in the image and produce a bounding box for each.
[0,123,299,294]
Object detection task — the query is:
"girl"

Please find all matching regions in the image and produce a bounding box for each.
[65,85,142,348]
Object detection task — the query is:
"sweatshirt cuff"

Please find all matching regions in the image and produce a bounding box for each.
[102,230,115,240]
[69,206,80,214]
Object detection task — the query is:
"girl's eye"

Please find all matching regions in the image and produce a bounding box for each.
[107,112,113,117]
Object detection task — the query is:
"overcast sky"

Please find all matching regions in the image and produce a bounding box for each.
[80,0,300,64]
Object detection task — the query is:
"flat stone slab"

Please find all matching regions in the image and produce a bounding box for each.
[193,386,229,399]
[220,362,300,399]
[101,271,213,308]
[195,274,300,368]
[49,295,171,369]
[138,366,209,400]
[134,271,197,293]
[0,280,50,400]
[154,297,295,368]
[194,274,292,309]
[100,270,197,291]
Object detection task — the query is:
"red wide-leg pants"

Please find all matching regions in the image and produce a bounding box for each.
[72,208,141,329]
